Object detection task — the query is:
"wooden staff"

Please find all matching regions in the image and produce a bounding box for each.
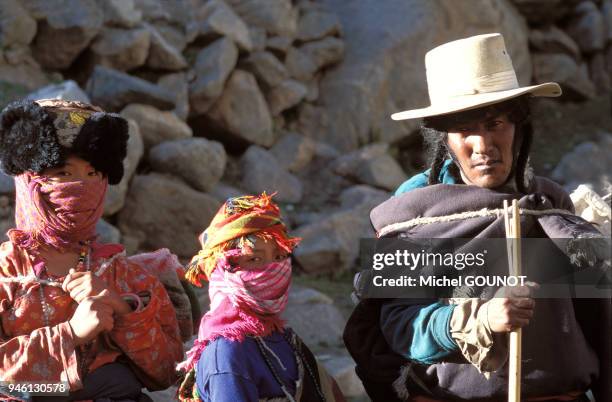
[504,199,522,402]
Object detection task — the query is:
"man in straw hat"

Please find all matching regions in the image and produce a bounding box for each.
[343,33,610,402]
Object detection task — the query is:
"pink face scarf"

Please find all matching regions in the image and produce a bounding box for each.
[8,173,107,253]
[177,253,292,372]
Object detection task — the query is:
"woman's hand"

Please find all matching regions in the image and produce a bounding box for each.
[62,270,132,315]
[68,290,115,346]
[484,282,538,333]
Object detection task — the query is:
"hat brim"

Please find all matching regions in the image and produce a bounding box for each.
[391,82,562,121]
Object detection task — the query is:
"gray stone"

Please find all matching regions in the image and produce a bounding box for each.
[339,185,389,210]
[207,70,274,147]
[121,103,192,149]
[294,203,373,274]
[225,0,297,37]
[86,65,176,111]
[145,23,188,71]
[608,45,612,83]
[0,0,37,47]
[604,0,612,42]
[270,132,315,173]
[529,26,581,60]
[189,37,238,115]
[304,77,320,102]
[266,36,293,55]
[282,286,344,348]
[248,26,267,52]
[322,355,366,398]
[96,219,121,244]
[266,79,307,115]
[317,0,530,151]
[0,196,15,242]
[0,61,49,94]
[0,171,14,194]
[118,173,219,257]
[566,1,606,54]
[297,6,341,42]
[158,72,189,121]
[333,143,407,191]
[590,52,611,95]
[285,46,318,81]
[104,119,144,216]
[209,182,244,202]
[302,36,344,71]
[244,51,289,89]
[240,146,303,203]
[552,134,612,196]
[510,0,572,24]
[149,138,227,192]
[26,80,91,103]
[532,53,597,100]
[154,23,189,52]
[96,0,142,28]
[29,0,103,69]
[90,27,151,71]
[195,0,252,52]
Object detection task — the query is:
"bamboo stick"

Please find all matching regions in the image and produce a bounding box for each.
[507,200,522,402]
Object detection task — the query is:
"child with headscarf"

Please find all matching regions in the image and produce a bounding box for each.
[178,193,345,402]
[0,99,184,401]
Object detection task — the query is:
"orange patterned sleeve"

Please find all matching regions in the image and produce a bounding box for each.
[106,258,184,391]
[0,242,81,390]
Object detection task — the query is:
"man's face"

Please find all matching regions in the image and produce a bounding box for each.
[446,113,515,188]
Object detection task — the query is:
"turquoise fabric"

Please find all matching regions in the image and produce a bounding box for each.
[387,160,460,364]
[394,159,457,196]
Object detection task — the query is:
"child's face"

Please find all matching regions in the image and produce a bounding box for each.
[229,237,289,270]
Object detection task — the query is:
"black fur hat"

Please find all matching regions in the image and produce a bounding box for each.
[0,99,128,184]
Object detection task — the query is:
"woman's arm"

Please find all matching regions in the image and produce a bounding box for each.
[107,259,183,390]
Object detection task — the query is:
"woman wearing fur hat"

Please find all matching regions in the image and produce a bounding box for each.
[0,99,184,401]
[177,193,345,402]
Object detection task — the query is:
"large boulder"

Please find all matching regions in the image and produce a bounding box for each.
[90,27,151,71]
[189,37,238,115]
[551,134,612,195]
[565,1,606,54]
[104,119,144,216]
[96,219,121,244]
[149,138,227,192]
[194,0,252,52]
[86,65,175,111]
[270,132,315,173]
[529,26,581,60]
[266,79,307,115]
[240,146,303,203]
[26,80,91,103]
[314,0,531,151]
[144,23,188,71]
[28,0,104,69]
[225,0,298,38]
[0,171,14,194]
[0,0,37,48]
[158,72,189,121]
[532,53,597,100]
[118,173,219,257]
[510,0,573,25]
[206,70,274,147]
[243,51,289,89]
[332,143,407,191]
[120,103,192,149]
[96,0,142,28]
[296,2,342,42]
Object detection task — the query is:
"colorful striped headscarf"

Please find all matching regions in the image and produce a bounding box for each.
[185,193,300,286]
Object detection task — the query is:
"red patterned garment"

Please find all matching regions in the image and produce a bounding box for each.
[0,240,184,392]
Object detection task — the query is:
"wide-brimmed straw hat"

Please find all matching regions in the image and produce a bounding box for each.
[391,33,562,121]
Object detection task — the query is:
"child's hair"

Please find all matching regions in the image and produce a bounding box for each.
[185,193,300,285]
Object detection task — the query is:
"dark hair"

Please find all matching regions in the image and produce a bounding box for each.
[421,95,532,192]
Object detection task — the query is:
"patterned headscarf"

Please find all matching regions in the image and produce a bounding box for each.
[8,172,107,252]
[185,193,300,286]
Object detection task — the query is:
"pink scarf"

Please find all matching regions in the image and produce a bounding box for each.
[178,254,292,372]
[8,173,107,253]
